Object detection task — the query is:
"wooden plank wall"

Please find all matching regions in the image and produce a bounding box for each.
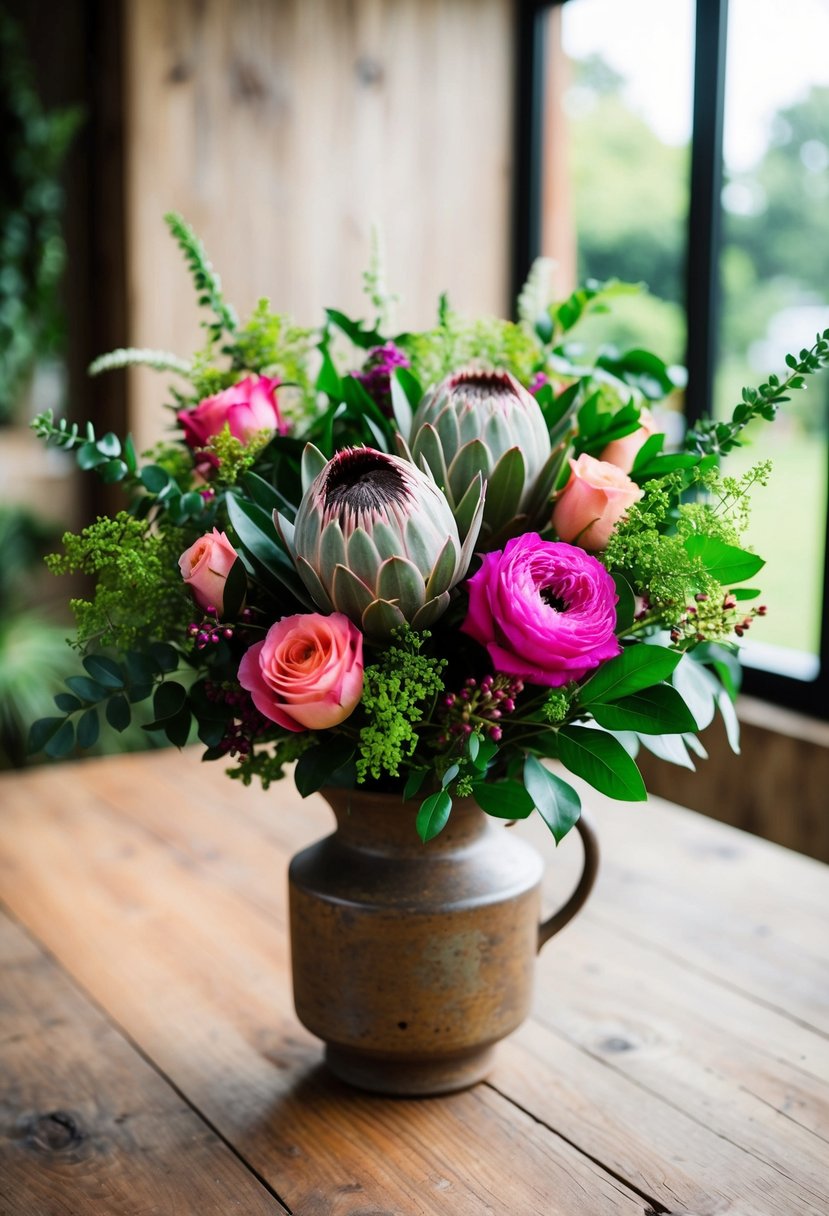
[122,0,515,450]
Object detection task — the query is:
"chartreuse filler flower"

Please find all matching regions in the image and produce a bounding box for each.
[29,213,829,844]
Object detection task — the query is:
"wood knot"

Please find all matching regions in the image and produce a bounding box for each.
[231,60,269,104]
[25,1110,84,1153]
[599,1035,634,1053]
[354,55,384,87]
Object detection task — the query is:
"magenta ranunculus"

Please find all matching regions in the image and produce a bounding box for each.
[461,533,620,687]
[177,374,286,449]
[238,612,364,732]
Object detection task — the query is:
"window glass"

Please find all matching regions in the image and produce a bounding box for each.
[544,0,694,372]
[716,0,829,675]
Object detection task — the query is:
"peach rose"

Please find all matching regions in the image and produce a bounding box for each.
[238,613,364,732]
[552,454,643,551]
[178,374,286,449]
[178,529,238,614]
[599,408,657,473]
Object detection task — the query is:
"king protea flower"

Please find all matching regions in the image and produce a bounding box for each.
[402,368,564,545]
[276,446,484,638]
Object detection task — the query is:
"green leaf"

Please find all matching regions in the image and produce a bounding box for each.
[416,790,452,842]
[295,739,357,798]
[523,755,581,844]
[148,642,179,673]
[77,440,108,470]
[638,732,696,770]
[557,726,647,801]
[106,694,131,733]
[163,708,192,748]
[671,654,719,730]
[140,464,172,494]
[65,675,107,703]
[77,708,100,749]
[54,693,82,713]
[442,763,460,789]
[44,719,75,759]
[123,434,137,473]
[403,768,429,801]
[471,780,534,819]
[589,685,698,734]
[82,654,125,689]
[222,557,248,620]
[97,432,122,457]
[153,681,187,721]
[99,458,129,484]
[28,716,65,755]
[717,690,741,754]
[578,645,681,705]
[612,572,635,633]
[325,308,385,350]
[684,535,764,584]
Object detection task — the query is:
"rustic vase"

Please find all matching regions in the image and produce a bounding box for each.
[288,786,599,1096]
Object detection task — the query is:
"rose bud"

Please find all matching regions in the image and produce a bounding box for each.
[178,529,238,615]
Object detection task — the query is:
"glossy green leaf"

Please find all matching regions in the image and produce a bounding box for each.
[76,707,100,749]
[106,694,131,732]
[471,780,534,819]
[153,681,187,721]
[557,726,647,801]
[28,716,65,755]
[82,654,125,689]
[294,739,357,798]
[524,755,581,844]
[140,464,172,494]
[44,719,75,759]
[403,768,429,801]
[54,693,82,713]
[163,708,192,748]
[416,790,452,843]
[65,675,106,703]
[589,684,698,734]
[222,557,248,620]
[99,458,129,484]
[148,642,179,673]
[612,572,635,633]
[578,645,681,705]
[684,535,764,584]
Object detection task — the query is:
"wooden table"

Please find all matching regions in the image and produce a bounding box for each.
[2,749,827,1215]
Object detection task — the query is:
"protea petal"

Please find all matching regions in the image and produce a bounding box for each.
[424,536,460,601]
[296,555,334,612]
[362,598,407,638]
[347,527,383,583]
[411,592,451,631]
[485,447,526,528]
[377,556,426,617]
[332,564,375,620]
[301,443,328,493]
[454,472,486,541]
[447,439,491,505]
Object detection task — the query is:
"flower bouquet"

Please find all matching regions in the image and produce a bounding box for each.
[30,214,829,844]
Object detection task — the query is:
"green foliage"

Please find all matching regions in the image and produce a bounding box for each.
[229,297,314,398]
[356,629,447,782]
[227,734,312,790]
[400,301,543,388]
[206,423,271,487]
[88,347,193,378]
[45,512,191,651]
[164,211,238,342]
[31,409,136,484]
[0,11,82,421]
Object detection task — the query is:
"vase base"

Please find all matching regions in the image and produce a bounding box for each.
[324,1043,497,1097]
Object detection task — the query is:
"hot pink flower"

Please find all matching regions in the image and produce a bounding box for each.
[177,374,286,449]
[552,453,643,551]
[178,529,238,615]
[461,533,620,687]
[238,613,364,732]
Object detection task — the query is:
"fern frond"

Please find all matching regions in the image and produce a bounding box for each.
[88,348,193,377]
[164,212,238,340]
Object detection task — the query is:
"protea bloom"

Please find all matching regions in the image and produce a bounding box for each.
[403,368,563,545]
[276,446,483,638]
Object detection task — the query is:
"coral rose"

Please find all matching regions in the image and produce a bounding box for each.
[238,613,364,732]
[178,529,238,615]
[552,454,643,550]
[177,374,286,449]
[599,408,658,473]
[461,533,620,687]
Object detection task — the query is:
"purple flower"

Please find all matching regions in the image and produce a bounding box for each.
[461,533,620,687]
[354,343,410,416]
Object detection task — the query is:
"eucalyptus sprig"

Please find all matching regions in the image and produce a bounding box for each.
[685,330,829,456]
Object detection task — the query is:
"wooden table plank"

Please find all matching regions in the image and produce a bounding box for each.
[3,751,828,1214]
[0,767,646,1216]
[0,908,288,1216]
[66,750,829,1216]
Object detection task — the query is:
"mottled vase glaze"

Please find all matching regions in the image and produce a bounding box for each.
[288,787,598,1096]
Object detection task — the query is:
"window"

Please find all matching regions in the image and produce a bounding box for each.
[516,0,829,718]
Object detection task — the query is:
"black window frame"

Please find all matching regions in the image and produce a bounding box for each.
[513,0,829,720]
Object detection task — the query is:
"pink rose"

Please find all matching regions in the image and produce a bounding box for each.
[461,533,620,687]
[178,374,286,449]
[552,454,643,550]
[238,613,364,732]
[600,408,658,473]
[179,529,238,614]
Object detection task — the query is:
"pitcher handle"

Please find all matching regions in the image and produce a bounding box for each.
[538,812,600,952]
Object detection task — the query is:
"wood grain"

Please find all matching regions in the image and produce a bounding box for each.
[0,763,645,1215]
[123,0,514,451]
[3,750,829,1213]
[0,908,287,1215]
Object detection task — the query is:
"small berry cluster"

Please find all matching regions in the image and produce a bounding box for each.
[670,591,767,644]
[437,674,524,746]
[202,679,271,757]
[186,606,254,650]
